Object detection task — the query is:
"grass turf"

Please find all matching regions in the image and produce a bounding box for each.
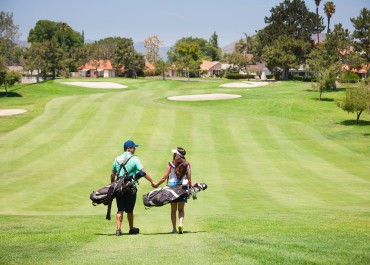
[0,78,369,264]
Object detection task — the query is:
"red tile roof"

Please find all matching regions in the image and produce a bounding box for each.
[79,60,113,70]
[145,62,155,70]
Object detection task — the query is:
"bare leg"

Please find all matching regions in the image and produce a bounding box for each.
[177,202,185,226]
[171,202,177,230]
[127,213,134,230]
[116,211,123,231]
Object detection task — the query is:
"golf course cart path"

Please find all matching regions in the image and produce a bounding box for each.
[0,109,27,116]
[168,93,241,101]
[220,82,270,88]
[61,82,128,89]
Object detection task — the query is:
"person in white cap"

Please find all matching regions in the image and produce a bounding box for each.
[154,147,192,234]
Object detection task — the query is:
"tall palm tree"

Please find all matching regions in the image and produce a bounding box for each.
[324,1,336,33]
[315,0,322,42]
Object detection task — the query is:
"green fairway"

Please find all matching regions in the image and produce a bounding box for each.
[0,78,369,264]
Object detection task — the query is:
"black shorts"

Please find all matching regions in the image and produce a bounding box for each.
[116,189,137,213]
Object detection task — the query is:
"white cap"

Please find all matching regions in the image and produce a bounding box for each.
[172,149,184,157]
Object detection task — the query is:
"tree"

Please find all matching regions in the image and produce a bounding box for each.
[144,35,163,63]
[234,38,247,54]
[0,11,19,41]
[256,0,324,79]
[263,36,311,79]
[324,1,336,33]
[308,24,350,100]
[259,0,324,45]
[206,32,222,61]
[351,8,370,62]
[21,42,44,82]
[154,59,170,80]
[315,0,322,42]
[111,37,144,78]
[167,37,202,80]
[27,20,83,78]
[0,70,21,95]
[338,82,370,124]
[0,11,20,67]
[224,52,252,79]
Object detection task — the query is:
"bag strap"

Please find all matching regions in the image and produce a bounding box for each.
[116,155,134,179]
[166,162,175,184]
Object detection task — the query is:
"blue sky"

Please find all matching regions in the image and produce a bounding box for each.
[2,0,369,47]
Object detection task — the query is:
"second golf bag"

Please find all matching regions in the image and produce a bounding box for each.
[143,183,207,208]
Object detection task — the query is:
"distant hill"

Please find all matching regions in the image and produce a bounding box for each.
[221,41,238,54]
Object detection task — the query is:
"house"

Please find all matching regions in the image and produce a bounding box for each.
[200,60,222,77]
[77,60,117,78]
[7,66,43,83]
[145,62,155,70]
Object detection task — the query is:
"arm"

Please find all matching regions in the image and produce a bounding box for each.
[186,164,192,186]
[110,170,116,183]
[140,168,155,186]
[154,165,171,188]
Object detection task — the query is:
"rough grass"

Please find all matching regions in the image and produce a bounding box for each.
[0,78,369,264]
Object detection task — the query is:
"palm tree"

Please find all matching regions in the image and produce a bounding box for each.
[315,0,322,42]
[324,1,336,33]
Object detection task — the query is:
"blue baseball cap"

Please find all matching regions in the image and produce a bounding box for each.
[123,140,139,149]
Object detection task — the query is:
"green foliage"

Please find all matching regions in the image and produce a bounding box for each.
[259,0,323,45]
[312,63,341,100]
[338,82,370,124]
[167,37,202,79]
[0,69,21,94]
[341,71,360,81]
[206,32,222,61]
[224,52,253,76]
[0,11,21,67]
[350,8,370,61]
[263,36,311,79]
[324,1,336,33]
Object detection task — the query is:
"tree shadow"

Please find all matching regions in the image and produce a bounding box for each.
[313,97,334,102]
[0,92,22,97]
[338,120,370,126]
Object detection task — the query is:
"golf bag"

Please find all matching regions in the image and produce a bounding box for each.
[142,183,207,208]
[89,155,146,220]
[90,177,136,220]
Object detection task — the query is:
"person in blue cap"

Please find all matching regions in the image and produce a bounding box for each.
[111,140,156,236]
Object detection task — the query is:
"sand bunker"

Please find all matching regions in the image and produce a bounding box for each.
[0,109,27,116]
[61,82,128,89]
[220,82,270,88]
[168,93,241,101]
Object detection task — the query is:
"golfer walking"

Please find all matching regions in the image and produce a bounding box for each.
[111,140,156,236]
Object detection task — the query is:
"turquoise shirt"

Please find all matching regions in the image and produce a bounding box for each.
[112,152,144,178]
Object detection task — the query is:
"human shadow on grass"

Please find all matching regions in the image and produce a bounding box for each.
[95,231,206,236]
[338,120,370,126]
[141,230,206,236]
[0,91,22,97]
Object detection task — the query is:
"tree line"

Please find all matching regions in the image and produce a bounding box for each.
[0,0,369,121]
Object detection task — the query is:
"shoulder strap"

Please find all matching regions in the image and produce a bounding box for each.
[166,162,175,184]
[116,155,134,178]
